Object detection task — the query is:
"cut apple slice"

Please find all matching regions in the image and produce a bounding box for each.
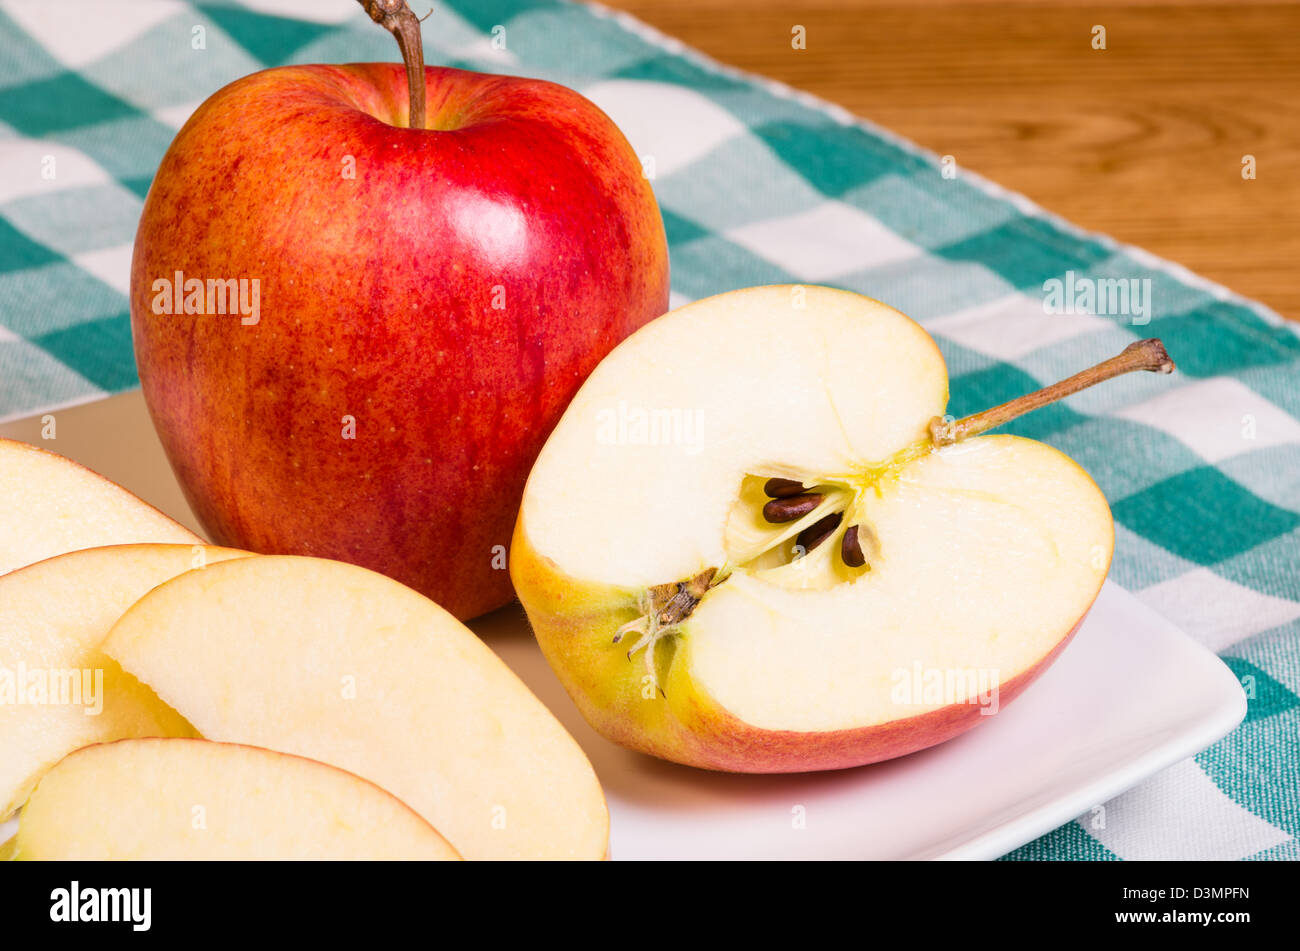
[0,543,251,818]
[5,738,460,860]
[513,285,1170,772]
[103,555,608,860]
[0,438,200,577]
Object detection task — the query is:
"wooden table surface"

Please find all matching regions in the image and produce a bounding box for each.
[599,0,1300,320]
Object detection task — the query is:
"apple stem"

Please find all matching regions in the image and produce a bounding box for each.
[357,0,427,130]
[929,338,1175,447]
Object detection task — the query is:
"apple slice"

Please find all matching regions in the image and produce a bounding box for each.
[103,555,608,860]
[512,285,1174,772]
[4,738,460,860]
[0,543,251,818]
[0,438,200,577]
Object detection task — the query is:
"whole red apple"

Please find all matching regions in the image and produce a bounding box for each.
[130,61,669,619]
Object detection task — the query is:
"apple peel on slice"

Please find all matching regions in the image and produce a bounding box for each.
[0,543,251,819]
[102,555,608,860]
[4,738,460,860]
[512,285,1174,772]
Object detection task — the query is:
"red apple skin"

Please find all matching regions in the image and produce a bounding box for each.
[131,63,669,620]
[660,610,1092,772]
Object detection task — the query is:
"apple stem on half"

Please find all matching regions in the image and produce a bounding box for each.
[928,338,1175,448]
[356,0,427,129]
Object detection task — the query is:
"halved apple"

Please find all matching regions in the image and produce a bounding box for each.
[102,555,608,860]
[0,543,251,818]
[4,738,460,860]
[0,438,200,577]
[512,285,1173,772]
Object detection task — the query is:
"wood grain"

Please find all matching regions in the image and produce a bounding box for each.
[598,0,1300,319]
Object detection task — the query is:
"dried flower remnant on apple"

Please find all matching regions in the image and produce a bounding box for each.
[612,567,717,688]
[616,338,1175,693]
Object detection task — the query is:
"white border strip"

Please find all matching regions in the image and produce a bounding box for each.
[582,0,1297,335]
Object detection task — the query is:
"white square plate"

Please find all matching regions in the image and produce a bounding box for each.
[0,392,1247,860]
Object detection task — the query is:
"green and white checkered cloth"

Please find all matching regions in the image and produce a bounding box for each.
[1,0,1297,860]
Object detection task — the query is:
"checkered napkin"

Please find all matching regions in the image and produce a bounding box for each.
[1,0,1297,860]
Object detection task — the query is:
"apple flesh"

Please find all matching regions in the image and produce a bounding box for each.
[131,63,670,620]
[5,738,460,860]
[103,555,608,860]
[0,438,200,577]
[0,544,251,818]
[512,285,1115,772]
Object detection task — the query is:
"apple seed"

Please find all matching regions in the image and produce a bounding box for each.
[763,477,807,498]
[763,493,824,523]
[841,525,867,568]
[797,512,843,554]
